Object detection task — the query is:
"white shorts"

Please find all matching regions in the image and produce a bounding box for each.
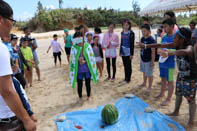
[95,57,103,63]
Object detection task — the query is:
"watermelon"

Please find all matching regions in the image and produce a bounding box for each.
[101,104,119,125]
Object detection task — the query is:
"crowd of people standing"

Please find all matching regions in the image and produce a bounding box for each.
[1,0,197,130]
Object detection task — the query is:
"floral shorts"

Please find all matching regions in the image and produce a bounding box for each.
[176,79,197,103]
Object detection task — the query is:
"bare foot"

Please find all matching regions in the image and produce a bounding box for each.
[154,94,164,99]
[166,112,179,116]
[30,84,33,87]
[139,83,146,88]
[185,123,194,131]
[79,98,83,105]
[161,100,170,106]
[145,88,151,96]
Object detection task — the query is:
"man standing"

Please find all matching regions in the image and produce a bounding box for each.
[23,27,41,81]
[0,0,36,130]
[189,21,197,45]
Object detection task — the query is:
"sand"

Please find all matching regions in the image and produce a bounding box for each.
[21,28,197,131]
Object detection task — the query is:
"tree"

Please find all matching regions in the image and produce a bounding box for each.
[132,0,140,18]
[37,1,43,12]
[59,0,63,9]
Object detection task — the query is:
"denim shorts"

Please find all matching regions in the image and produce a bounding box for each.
[77,72,91,80]
[140,59,153,77]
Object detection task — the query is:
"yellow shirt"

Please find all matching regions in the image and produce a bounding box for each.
[20,46,33,68]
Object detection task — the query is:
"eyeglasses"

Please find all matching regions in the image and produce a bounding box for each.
[1,15,16,26]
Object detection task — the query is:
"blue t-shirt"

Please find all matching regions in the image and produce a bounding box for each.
[121,31,130,56]
[159,34,175,68]
[141,36,156,62]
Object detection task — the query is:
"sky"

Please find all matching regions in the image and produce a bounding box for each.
[5,0,152,21]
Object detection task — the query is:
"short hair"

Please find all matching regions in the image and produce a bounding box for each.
[0,0,13,18]
[162,18,175,26]
[23,27,29,32]
[93,35,99,40]
[190,21,196,26]
[164,11,176,24]
[122,19,131,30]
[142,17,149,22]
[53,34,57,38]
[86,32,93,37]
[73,32,83,38]
[74,27,80,31]
[94,27,102,34]
[141,24,150,31]
[164,11,175,18]
[107,22,116,27]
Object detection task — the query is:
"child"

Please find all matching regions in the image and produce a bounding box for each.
[94,27,103,45]
[139,24,156,94]
[137,27,197,131]
[10,34,29,89]
[154,19,176,106]
[120,20,135,83]
[47,34,64,67]
[92,36,103,77]
[64,29,73,63]
[189,21,197,45]
[70,32,99,102]
[20,38,34,88]
[86,32,93,44]
[102,23,119,80]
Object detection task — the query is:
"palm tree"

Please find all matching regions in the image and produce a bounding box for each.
[59,0,63,9]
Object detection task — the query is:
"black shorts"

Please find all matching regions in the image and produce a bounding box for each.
[53,52,61,57]
[65,47,71,55]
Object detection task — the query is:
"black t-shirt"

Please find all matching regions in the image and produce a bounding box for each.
[176,54,197,80]
[140,36,156,62]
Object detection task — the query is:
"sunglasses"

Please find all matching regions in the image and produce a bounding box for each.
[1,15,16,26]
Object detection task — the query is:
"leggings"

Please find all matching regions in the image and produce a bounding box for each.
[53,52,61,64]
[77,78,91,98]
[106,58,116,78]
[14,72,26,89]
[122,56,132,82]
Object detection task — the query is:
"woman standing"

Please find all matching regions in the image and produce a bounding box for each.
[64,29,73,63]
[120,20,135,83]
[102,23,119,80]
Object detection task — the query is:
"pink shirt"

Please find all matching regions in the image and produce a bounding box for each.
[102,32,119,58]
[51,40,62,53]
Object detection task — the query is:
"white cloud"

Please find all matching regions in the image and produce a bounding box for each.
[46,5,56,10]
[16,11,33,21]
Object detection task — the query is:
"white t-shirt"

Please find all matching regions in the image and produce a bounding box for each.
[50,40,62,53]
[0,43,15,119]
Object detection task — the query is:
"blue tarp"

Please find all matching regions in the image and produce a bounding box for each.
[55,96,185,131]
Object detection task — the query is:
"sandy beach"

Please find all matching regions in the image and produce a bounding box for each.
[21,28,197,131]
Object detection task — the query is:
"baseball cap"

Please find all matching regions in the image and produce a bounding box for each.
[64,29,69,32]
[10,34,18,40]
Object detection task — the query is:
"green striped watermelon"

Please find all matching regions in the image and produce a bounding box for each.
[101,104,119,125]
